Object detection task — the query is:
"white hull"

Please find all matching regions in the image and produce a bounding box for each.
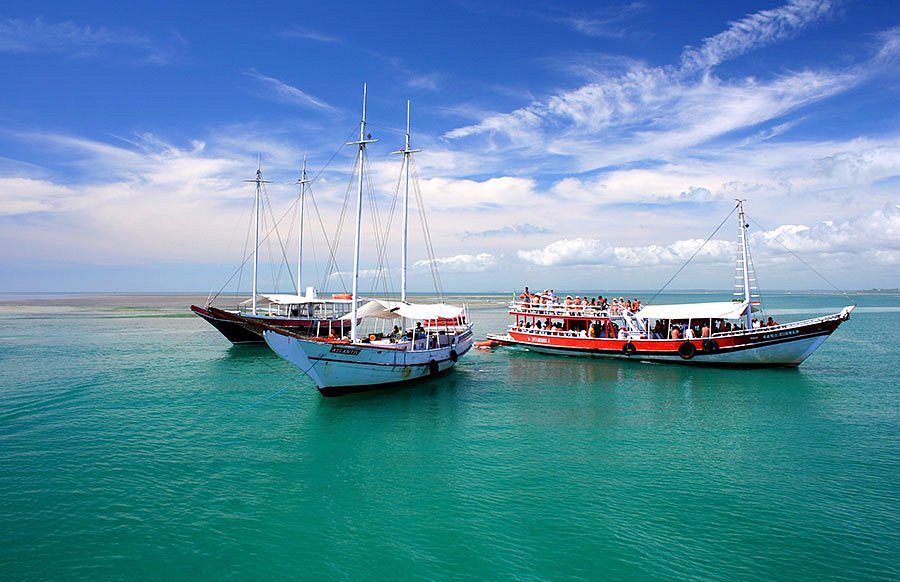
[264,329,473,395]
[520,332,831,367]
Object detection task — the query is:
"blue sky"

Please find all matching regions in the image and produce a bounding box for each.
[0,0,898,293]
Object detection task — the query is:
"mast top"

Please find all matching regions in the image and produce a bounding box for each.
[297,154,311,185]
[244,156,273,184]
[392,99,422,156]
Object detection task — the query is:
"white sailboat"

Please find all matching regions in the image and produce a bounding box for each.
[263,86,474,396]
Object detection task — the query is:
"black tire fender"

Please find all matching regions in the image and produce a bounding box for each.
[428,360,439,375]
[622,341,637,356]
[702,339,720,353]
[678,341,696,360]
[450,349,459,362]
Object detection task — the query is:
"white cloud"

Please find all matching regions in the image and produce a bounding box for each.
[278,27,342,43]
[0,17,180,64]
[518,238,735,268]
[517,205,900,270]
[243,69,337,112]
[414,253,497,272]
[680,0,834,71]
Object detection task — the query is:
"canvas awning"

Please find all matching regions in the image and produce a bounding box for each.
[636,301,758,321]
[339,299,464,321]
[239,293,352,307]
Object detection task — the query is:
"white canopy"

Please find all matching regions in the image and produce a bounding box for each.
[239,292,351,307]
[636,301,758,321]
[339,299,464,321]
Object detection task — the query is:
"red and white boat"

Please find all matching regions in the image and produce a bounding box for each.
[490,201,854,367]
[192,160,360,344]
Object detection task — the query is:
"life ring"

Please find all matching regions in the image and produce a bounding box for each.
[332,293,353,300]
[428,360,439,375]
[678,341,696,360]
[702,339,720,353]
[622,341,637,356]
[450,350,459,362]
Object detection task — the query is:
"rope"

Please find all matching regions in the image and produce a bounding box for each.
[644,204,738,306]
[747,216,857,306]
[411,158,444,298]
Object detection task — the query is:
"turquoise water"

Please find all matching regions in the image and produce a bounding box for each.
[1,292,898,580]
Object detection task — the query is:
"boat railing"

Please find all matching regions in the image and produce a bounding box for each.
[509,301,634,318]
[710,311,844,339]
[508,325,637,340]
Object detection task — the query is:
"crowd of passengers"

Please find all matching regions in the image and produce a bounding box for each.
[522,318,629,339]
[655,316,779,339]
[520,315,781,340]
[518,287,642,314]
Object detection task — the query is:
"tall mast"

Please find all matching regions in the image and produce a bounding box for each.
[737,199,753,329]
[393,99,421,306]
[296,155,310,295]
[244,157,271,315]
[348,83,377,341]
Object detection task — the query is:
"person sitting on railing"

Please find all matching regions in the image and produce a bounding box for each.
[752,318,761,329]
[766,316,778,327]
[535,319,543,329]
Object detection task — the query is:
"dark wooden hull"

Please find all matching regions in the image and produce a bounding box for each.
[190,305,349,344]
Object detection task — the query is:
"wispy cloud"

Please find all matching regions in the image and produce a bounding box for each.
[462,223,553,239]
[278,27,342,44]
[444,0,853,175]
[242,69,337,112]
[680,0,835,71]
[550,2,648,38]
[0,17,181,65]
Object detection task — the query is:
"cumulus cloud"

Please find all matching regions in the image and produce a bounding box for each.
[414,253,497,272]
[517,205,900,270]
[518,238,735,268]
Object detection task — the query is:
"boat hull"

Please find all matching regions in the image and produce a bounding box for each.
[506,313,847,367]
[264,329,474,396]
[190,305,348,344]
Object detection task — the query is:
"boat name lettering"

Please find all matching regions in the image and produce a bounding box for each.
[330,346,361,356]
[527,336,551,344]
[760,329,801,340]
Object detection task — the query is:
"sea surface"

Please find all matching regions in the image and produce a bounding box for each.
[0,292,898,580]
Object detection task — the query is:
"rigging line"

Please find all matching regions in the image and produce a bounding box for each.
[747,215,857,306]
[209,195,298,304]
[210,126,356,304]
[233,190,256,307]
[371,155,404,296]
[307,126,360,185]
[745,234,766,317]
[208,186,254,306]
[363,149,394,296]
[306,186,346,292]
[643,203,739,307]
[411,158,443,297]
[260,183,297,293]
[276,193,298,293]
[321,153,359,291]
